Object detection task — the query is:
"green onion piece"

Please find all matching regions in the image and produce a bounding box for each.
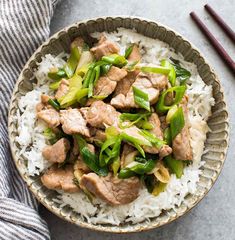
[92,95,107,100]
[64,47,81,78]
[164,155,184,178]
[100,64,111,75]
[105,126,119,138]
[76,88,89,102]
[102,54,127,67]
[133,143,145,158]
[152,182,167,196]
[82,63,95,88]
[81,147,108,176]
[156,85,186,113]
[163,127,172,146]
[111,156,120,176]
[76,64,89,77]
[49,80,61,90]
[139,130,166,148]
[88,69,96,98]
[160,59,176,86]
[132,86,150,111]
[143,175,155,193]
[58,75,83,107]
[136,120,154,130]
[48,68,66,80]
[125,60,139,71]
[88,65,101,98]
[82,43,90,51]
[124,45,134,58]
[170,106,185,140]
[48,99,60,111]
[94,65,101,84]
[170,58,191,84]
[74,135,108,176]
[166,105,178,124]
[141,66,171,75]
[99,136,121,167]
[120,132,152,147]
[119,112,151,129]
[118,168,136,179]
[43,128,58,145]
[118,159,156,179]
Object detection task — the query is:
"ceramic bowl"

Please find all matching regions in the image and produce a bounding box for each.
[8,16,229,233]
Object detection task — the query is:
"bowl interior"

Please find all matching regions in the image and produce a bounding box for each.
[8,17,229,233]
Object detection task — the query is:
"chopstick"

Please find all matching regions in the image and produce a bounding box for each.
[190,11,235,73]
[204,4,235,44]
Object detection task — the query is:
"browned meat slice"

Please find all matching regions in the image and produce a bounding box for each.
[93,76,117,96]
[37,109,60,128]
[91,35,120,59]
[172,96,193,160]
[55,79,69,100]
[41,165,79,193]
[80,173,140,205]
[60,108,90,136]
[111,72,168,109]
[41,94,52,104]
[113,70,140,97]
[88,128,107,143]
[143,113,172,157]
[120,144,138,168]
[160,116,168,131]
[159,145,172,159]
[106,66,127,82]
[42,138,70,163]
[127,44,141,62]
[148,113,163,139]
[36,94,54,112]
[80,101,120,129]
[93,67,127,97]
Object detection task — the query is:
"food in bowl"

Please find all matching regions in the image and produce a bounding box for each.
[15,28,214,225]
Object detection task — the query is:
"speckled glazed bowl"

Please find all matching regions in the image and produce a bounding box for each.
[8,17,229,233]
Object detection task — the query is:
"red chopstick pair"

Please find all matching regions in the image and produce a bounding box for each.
[190,4,235,73]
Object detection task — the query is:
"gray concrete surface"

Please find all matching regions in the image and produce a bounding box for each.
[40,0,235,239]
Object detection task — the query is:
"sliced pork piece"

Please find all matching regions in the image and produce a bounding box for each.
[60,108,90,137]
[80,101,120,129]
[36,94,54,112]
[90,35,120,59]
[88,128,107,143]
[80,173,140,205]
[42,138,70,163]
[148,113,163,139]
[127,44,141,62]
[37,109,60,128]
[160,116,168,131]
[41,165,79,193]
[55,79,69,100]
[113,70,140,97]
[93,67,127,97]
[111,72,168,109]
[106,66,127,82]
[93,76,117,96]
[172,96,193,160]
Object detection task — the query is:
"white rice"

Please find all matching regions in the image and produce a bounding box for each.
[15,28,214,225]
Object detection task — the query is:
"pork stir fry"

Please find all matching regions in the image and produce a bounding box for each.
[38,35,192,205]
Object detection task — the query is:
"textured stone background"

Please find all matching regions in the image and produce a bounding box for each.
[40,0,235,239]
